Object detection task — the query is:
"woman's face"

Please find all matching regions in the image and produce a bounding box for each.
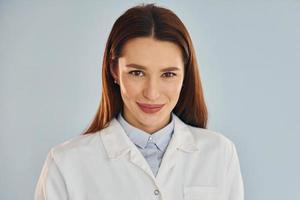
[113,37,184,134]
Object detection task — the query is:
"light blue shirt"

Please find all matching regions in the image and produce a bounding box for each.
[116,112,175,176]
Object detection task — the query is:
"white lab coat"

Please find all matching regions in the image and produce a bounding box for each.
[35,114,244,200]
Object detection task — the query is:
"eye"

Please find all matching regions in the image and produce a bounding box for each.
[129,70,144,77]
[162,72,176,78]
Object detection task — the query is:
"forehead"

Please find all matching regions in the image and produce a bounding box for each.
[119,37,184,70]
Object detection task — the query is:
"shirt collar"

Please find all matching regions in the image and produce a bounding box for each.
[100,113,199,160]
[117,112,175,152]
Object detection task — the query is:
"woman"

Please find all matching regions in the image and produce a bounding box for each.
[35,3,244,200]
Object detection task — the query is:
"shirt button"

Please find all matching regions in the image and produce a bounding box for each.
[154,189,160,195]
[149,137,153,141]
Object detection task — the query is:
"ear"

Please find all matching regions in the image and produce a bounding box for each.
[109,61,119,81]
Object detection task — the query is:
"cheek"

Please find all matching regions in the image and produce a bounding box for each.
[119,76,141,99]
[164,81,183,99]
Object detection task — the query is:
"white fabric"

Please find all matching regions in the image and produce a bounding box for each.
[35,114,244,200]
[116,111,175,177]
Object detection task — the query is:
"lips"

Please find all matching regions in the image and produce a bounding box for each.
[137,102,164,113]
[137,103,164,108]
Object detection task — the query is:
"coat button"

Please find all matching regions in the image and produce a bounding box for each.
[154,189,160,195]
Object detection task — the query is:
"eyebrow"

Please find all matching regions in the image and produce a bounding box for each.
[126,63,181,72]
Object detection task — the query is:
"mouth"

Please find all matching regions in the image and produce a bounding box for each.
[136,102,165,114]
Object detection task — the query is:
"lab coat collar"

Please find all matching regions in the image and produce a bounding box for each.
[100,113,200,160]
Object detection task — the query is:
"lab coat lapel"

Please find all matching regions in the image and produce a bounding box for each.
[100,118,156,180]
[155,114,200,184]
[100,115,200,184]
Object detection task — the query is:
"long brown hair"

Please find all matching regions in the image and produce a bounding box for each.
[82,3,208,135]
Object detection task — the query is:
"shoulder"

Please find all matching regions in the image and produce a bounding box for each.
[186,125,237,154]
[48,131,103,164]
[173,114,235,150]
[183,125,241,168]
[188,125,233,144]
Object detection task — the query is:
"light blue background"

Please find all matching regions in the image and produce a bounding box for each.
[1,0,299,199]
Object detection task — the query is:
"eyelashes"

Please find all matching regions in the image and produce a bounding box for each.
[128,70,177,78]
[129,70,143,77]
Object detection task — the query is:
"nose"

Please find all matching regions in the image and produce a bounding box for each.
[143,78,160,100]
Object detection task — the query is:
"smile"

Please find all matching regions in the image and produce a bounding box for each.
[136,102,165,114]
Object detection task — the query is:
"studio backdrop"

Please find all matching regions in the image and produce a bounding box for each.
[1,0,299,199]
